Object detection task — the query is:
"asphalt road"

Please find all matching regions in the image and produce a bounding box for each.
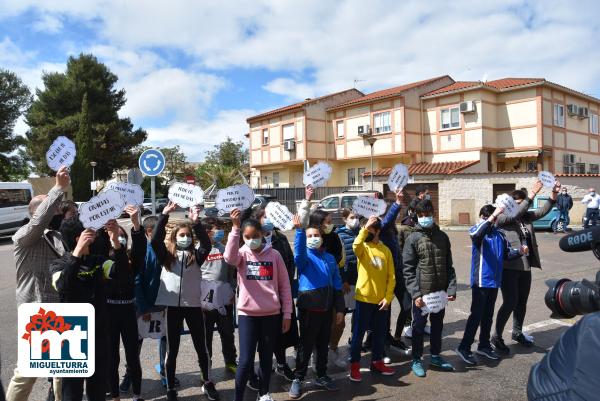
[0,225,595,401]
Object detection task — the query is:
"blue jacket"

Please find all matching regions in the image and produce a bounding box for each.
[336,225,359,285]
[469,220,520,288]
[132,228,163,315]
[294,229,345,313]
[381,202,402,272]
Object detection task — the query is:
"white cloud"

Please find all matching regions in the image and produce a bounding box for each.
[31,14,63,33]
[263,78,316,102]
[0,37,35,65]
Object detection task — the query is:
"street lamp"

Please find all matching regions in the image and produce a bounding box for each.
[366,136,378,190]
[90,161,97,196]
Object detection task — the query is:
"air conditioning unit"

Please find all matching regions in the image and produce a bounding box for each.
[357,125,371,136]
[579,106,589,119]
[567,104,579,116]
[283,139,295,151]
[563,153,576,165]
[459,101,475,113]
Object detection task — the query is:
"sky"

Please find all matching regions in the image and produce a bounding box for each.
[2,0,600,162]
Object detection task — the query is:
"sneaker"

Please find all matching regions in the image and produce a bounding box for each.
[166,389,178,401]
[247,374,260,391]
[383,356,392,364]
[202,381,219,401]
[349,362,362,382]
[424,325,431,335]
[476,346,500,360]
[119,373,131,393]
[288,379,302,399]
[389,338,411,355]
[430,355,454,371]
[257,393,274,401]
[491,336,510,355]
[403,325,413,339]
[275,363,294,382]
[455,348,477,365]
[370,360,395,376]
[411,359,426,378]
[330,348,348,368]
[512,333,534,347]
[316,375,339,391]
[225,361,238,374]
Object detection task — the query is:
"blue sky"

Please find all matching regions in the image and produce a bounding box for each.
[2,0,600,161]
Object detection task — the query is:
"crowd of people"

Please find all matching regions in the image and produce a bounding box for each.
[4,166,564,401]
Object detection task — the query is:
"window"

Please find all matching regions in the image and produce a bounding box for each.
[262,128,269,145]
[347,168,356,186]
[374,111,391,134]
[282,124,294,140]
[496,162,506,171]
[526,161,537,171]
[341,196,356,209]
[0,189,32,208]
[576,162,586,174]
[357,167,366,185]
[553,104,565,127]
[440,107,460,130]
[320,196,339,209]
[591,114,599,134]
[336,120,345,138]
[589,164,599,174]
[272,172,280,188]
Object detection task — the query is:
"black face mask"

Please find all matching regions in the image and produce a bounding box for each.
[365,232,375,242]
[49,214,64,231]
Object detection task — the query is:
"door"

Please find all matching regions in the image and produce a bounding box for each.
[385,183,439,222]
[493,184,516,203]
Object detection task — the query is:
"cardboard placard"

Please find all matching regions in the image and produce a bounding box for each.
[103,181,144,207]
[79,190,126,230]
[387,163,409,192]
[46,136,76,171]
[302,162,333,188]
[167,182,204,208]
[265,201,295,231]
[352,196,387,217]
[420,290,448,315]
[215,184,255,214]
[538,171,556,188]
[495,193,519,218]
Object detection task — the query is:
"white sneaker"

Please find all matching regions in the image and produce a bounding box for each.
[257,393,274,401]
[403,325,413,338]
[330,349,348,368]
[424,325,431,335]
[383,356,392,364]
[523,332,535,342]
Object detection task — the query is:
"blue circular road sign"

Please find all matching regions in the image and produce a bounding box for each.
[139,149,166,176]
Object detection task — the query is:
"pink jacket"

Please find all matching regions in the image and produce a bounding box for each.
[224,227,293,319]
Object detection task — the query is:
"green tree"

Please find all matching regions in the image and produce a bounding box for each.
[196,137,249,189]
[25,54,147,200]
[0,69,32,181]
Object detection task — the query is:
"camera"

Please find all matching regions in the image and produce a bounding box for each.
[544,227,600,318]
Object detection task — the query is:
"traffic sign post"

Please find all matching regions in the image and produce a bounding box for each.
[139,149,166,215]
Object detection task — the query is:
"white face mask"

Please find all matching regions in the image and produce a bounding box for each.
[244,238,262,250]
[118,236,127,247]
[176,236,192,249]
[346,218,359,230]
[264,232,273,245]
[323,223,334,234]
[307,236,323,249]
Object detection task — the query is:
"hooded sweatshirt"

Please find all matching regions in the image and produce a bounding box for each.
[223,227,293,319]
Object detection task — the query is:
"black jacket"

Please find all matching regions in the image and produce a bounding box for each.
[105,246,137,301]
[556,194,573,211]
[270,229,296,286]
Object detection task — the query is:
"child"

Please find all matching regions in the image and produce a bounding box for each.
[456,205,524,365]
[223,208,292,401]
[403,199,457,378]
[200,217,238,373]
[152,202,217,401]
[289,215,345,399]
[349,216,396,382]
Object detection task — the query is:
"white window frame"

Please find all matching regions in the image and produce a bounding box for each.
[262,128,269,145]
[589,164,599,174]
[357,167,366,185]
[590,113,599,134]
[347,168,356,186]
[553,104,565,127]
[336,120,345,138]
[282,123,295,141]
[272,172,280,188]
[440,106,460,130]
[373,111,392,134]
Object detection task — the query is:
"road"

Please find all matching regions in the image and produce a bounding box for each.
[0,226,595,401]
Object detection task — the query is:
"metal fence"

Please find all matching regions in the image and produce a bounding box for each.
[256,186,356,210]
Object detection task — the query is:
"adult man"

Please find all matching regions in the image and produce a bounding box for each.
[555,187,573,233]
[581,187,600,228]
[6,166,70,401]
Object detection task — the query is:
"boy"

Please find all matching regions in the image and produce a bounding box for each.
[456,205,524,365]
[403,199,457,378]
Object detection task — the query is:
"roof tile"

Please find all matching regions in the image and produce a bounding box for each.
[364,160,479,177]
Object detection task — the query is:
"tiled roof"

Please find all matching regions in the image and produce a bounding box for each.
[246,88,363,122]
[424,81,481,96]
[556,173,600,177]
[363,160,479,177]
[485,78,545,89]
[423,78,546,97]
[328,76,452,110]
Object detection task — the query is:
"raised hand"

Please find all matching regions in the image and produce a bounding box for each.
[231,208,241,228]
[163,201,178,215]
[73,229,95,258]
[365,215,379,229]
[292,214,301,229]
[125,205,140,230]
[189,205,201,223]
[55,166,70,190]
[395,187,404,204]
[105,219,121,249]
[531,180,543,197]
[305,185,314,201]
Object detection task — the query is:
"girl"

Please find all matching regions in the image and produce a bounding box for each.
[223,208,292,401]
[152,201,218,401]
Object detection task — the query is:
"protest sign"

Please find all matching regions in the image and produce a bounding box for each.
[387,163,409,192]
[495,193,519,218]
[46,136,76,171]
[421,290,449,315]
[265,201,295,231]
[103,181,144,207]
[137,311,165,340]
[303,162,333,188]
[538,171,556,188]
[167,182,204,208]
[352,196,387,217]
[79,190,126,230]
[215,184,255,214]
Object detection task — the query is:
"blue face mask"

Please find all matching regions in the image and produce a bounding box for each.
[418,216,434,228]
[262,219,275,233]
[212,230,224,243]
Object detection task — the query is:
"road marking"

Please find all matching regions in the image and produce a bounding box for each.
[515,319,573,334]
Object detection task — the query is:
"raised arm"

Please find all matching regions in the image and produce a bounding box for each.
[526,180,560,222]
[151,213,169,265]
[223,208,242,268]
[294,228,309,274]
[352,227,369,259]
[189,205,211,266]
[381,188,403,230]
[297,185,314,228]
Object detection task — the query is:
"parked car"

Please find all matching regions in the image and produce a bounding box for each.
[531,196,563,232]
[0,182,33,236]
[252,194,277,209]
[315,190,379,225]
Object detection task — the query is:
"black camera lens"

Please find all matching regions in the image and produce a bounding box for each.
[545,278,600,318]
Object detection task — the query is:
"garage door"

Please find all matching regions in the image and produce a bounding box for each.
[384,183,439,222]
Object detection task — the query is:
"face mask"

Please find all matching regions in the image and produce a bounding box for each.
[307,236,323,249]
[323,224,334,234]
[418,216,434,228]
[424,194,431,201]
[365,232,375,242]
[212,230,224,243]
[264,232,273,245]
[262,219,275,233]
[176,236,192,249]
[346,218,359,230]
[591,192,596,196]
[244,238,262,250]
[118,236,127,247]
[49,214,64,231]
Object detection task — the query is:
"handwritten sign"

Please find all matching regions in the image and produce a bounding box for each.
[303,162,333,188]
[46,136,76,171]
[420,290,448,315]
[387,163,409,192]
[352,196,387,217]
[168,182,204,208]
[538,171,556,188]
[215,184,255,214]
[265,201,295,231]
[79,190,126,230]
[103,181,144,207]
[495,193,519,218]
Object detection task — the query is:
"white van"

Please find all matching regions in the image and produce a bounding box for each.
[0,182,33,236]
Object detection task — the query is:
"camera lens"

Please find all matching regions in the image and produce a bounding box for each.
[545,278,600,318]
